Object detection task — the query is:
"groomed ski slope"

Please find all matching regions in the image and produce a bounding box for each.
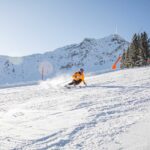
[0,67,150,150]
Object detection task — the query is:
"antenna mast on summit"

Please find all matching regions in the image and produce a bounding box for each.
[115,25,118,35]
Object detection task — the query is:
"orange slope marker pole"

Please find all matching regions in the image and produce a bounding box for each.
[112,56,122,70]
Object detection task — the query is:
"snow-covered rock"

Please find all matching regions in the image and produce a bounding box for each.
[0,34,129,85]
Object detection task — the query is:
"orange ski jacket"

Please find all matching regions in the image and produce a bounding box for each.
[72,72,85,82]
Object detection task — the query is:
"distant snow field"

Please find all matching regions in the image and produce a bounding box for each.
[0,66,150,150]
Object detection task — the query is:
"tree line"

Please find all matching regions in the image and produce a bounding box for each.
[121,32,150,68]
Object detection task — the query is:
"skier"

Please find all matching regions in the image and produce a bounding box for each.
[66,68,87,88]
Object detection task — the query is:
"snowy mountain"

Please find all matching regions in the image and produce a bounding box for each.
[0,66,150,149]
[0,34,129,85]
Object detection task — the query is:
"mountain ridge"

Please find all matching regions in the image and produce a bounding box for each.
[0,34,129,85]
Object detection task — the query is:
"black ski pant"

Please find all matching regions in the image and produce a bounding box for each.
[68,79,82,86]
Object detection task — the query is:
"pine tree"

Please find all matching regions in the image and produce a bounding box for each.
[120,49,126,68]
[140,32,150,61]
[129,34,139,66]
[125,47,132,68]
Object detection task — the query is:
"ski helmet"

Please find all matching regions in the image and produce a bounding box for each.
[80,68,84,72]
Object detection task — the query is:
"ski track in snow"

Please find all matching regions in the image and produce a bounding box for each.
[0,67,150,150]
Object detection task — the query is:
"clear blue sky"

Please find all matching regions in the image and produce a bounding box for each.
[0,0,149,56]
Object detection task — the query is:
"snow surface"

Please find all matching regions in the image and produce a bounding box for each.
[0,66,150,150]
